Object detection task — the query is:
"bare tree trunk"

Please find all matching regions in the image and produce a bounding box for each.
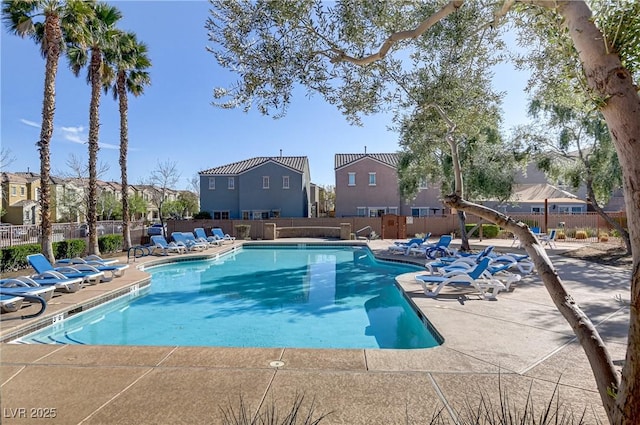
[117,71,132,251]
[553,2,640,423]
[38,14,62,264]
[87,47,102,256]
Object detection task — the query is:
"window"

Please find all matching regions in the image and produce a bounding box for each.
[531,207,543,214]
[369,208,386,217]
[368,172,376,186]
[228,177,235,189]
[20,187,25,196]
[356,207,366,217]
[282,176,289,189]
[208,177,215,190]
[242,211,250,220]
[270,210,281,218]
[213,211,230,220]
[412,208,429,217]
[419,178,428,189]
[263,176,270,189]
[348,172,356,186]
[11,186,16,195]
[571,206,584,214]
[388,207,398,215]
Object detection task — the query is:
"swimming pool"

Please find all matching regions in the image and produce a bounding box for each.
[16,245,442,349]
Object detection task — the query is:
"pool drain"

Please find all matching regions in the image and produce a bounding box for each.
[269,360,285,368]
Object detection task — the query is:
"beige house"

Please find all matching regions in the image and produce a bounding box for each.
[1,172,41,224]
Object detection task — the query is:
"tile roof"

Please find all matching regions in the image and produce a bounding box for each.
[200,156,308,175]
[334,153,398,170]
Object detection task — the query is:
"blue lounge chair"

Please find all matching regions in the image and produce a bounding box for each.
[150,235,186,255]
[54,257,129,279]
[57,254,119,266]
[0,278,56,301]
[171,232,207,252]
[408,235,453,258]
[212,227,235,243]
[0,293,24,313]
[388,237,425,255]
[194,228,222,246]
[27,254,105,284]
[415,257,505,300]
[26,273,83,293]
[181,232,210,250]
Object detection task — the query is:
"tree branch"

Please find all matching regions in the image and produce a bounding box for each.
[330,0,464,65]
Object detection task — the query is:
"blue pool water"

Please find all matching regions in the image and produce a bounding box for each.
[17,245,441,349]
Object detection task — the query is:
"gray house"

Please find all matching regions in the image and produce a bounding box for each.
[199,156,311,219]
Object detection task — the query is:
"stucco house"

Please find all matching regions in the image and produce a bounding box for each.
[334,153,444,218]
[199,156,311,219]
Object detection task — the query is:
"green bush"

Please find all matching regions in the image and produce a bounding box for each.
[0,243,42,273]
[53,239,86,260]
[98,234,123,253]
[464,223,500,238]
[193,211,212,219]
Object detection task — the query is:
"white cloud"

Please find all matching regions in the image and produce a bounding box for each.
[99,142,119,150]
[20,118,40,128]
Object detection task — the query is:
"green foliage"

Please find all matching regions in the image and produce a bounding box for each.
[465,223,500,238]
[98,234,123,253]
[193,211,212,219]
[0,243,41,273]
[53,239,87,260]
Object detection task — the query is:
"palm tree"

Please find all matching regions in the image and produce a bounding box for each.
[2,0,91,263]
[66,1,121,255]
[103,30,151,251]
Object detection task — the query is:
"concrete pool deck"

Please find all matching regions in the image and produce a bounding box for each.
[0,238,630,424]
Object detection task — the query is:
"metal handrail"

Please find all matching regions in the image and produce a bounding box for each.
[356,226,373,240]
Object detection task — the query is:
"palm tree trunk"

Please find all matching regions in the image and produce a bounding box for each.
[117,71,132,250]
[38,13,62,264]
[87,47,102,255]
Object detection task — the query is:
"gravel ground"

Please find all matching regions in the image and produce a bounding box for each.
[559,240,632,269]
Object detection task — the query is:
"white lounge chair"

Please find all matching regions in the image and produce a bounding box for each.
[172,232,207,252]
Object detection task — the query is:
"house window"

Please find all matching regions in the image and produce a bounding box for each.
[282,176,289,189]
[369,208,386,217]
[20,187,25,196]
[419,178,428,189]
[368,173,376,186]
[213,211,230,220]
[411,208,429,217]
[356,207,366,217]
[348,172,356,186]
[228,177,235,189]
[571,206,584,214]
[208,177,215,190]
[11,186,16,195]
[242,211,250,220]
[388,207,398,215]
[263,176,270,189]
[270,210,281,218]
[531,207,543,214]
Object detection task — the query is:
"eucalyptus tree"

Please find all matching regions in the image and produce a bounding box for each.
[207,1,640,423]
[2,0,92,263]
[522,102,630,254]
[66,1,122,255]
[103,30,151,251]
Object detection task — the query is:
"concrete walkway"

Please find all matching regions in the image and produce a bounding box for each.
[0,239,630,424]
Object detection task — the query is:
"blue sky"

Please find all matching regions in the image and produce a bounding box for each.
[1,1,531,189]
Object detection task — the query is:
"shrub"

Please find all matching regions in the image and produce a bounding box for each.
[599,232,609,242]
[465,223,500,238]
[234,224,251,240]
[575,230,588,240]
[556,231,566,240]
[99,234,123,253]
[53,239,86,259]
[193,211,212,219]
[565,228,577,238]
[0,243,41,273]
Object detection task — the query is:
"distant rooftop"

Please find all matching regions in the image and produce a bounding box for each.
[200,156,308,175]
[334,153,398,170]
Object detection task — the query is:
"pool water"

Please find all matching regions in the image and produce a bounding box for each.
[17,245,441,349]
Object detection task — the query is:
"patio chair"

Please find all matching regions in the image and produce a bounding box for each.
[414,257,505,300]
[171,232,207,252]
[150,235,187,256]
[194,228,222,246]
[408,234,453,258]
[27,254,106,284]
[388,237,425,255]
[540,229,557,249]
[24,273,83,293]
[0,294,24,313]
[0,278,56,302]
[56,254,119,266]
[54,257,129,279]
[211,227,236,243]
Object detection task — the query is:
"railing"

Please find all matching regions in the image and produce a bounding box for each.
[355,225,373,240]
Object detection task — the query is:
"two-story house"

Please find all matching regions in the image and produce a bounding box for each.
[1,172,40,224]
[334,153,444,218]
[199,156,311,219]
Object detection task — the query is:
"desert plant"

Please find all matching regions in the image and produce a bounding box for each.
[599,232,609,242]
[575,230,588,240]
[234,224,251,240]
[556,231,566,240]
